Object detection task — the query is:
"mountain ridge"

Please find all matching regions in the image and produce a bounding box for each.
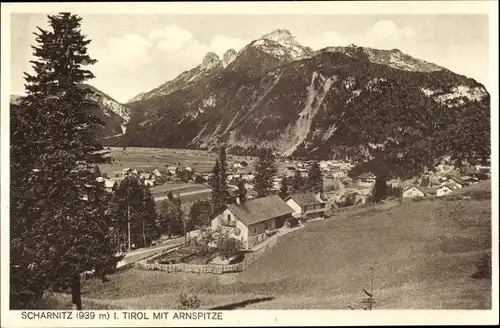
[12,28,489,163]
[112,28,488,161]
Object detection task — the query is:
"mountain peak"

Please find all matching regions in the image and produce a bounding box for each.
[222,48,237,68]
[252,28,312,61]
[201,52,221,70]
[260,28,297,46]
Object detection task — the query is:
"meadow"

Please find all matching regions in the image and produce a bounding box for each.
[98,147,305,179]
[98,147,259,177]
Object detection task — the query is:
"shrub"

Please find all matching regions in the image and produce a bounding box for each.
[175,292,201,310]
[217,237,242,259]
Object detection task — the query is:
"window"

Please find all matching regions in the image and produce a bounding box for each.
[227,214,231,221]
[253,228,257,234]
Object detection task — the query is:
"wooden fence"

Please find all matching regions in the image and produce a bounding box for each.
[136,233,282,274]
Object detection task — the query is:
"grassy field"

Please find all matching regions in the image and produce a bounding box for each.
[150,183,209,199]
[98,147,259,176]
[98,147,305,177]
[43,185,491,310]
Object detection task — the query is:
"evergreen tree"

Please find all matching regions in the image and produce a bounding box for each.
[371,174,389,203]
[254,148,277,197]
[291,170,305,193]
[218,146,231,203]
[158,198,183,237]
[209,158,221,214]
[237,179,247,203]
[189,200,212,230]
[10,13,115,310]
[142,187,161,247]
[278,177,291,199]
[306,161,323,193]
[209,154,229,215]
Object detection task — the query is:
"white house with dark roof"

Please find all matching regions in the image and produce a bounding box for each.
[104,180,116,193]
[285,192,327,221]
[211,195,293,250]
[437,184,454,197]
[402,185,437,198]
[440,177,466,190]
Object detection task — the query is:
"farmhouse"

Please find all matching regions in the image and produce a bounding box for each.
[463,176,479,185]
[357,173,376,186]
[143,179,155,187]
[167,166,178,175]
[211,195,293,250]
[402,186,436,198]
[440,177,466,189]
[285,192,326,220]
[151,168,162,177]
[437,184,454,197]
[319,161,329,169]
[104,180,116,193]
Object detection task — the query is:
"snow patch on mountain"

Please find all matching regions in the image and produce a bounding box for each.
[435,85,487,106]
[421,85,488,107]
[421,87,437,97]
[202,94,217,108]
[366,78,387,92]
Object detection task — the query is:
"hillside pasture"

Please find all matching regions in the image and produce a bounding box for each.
[57,191,492,310]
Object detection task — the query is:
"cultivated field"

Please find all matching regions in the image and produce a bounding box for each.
[98,147,259,176]
[42,183,491,310]
[98,147,307,178]
[150,183,209,199]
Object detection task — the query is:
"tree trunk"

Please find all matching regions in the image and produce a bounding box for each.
[142,217,147,248]
[71,273,82,310]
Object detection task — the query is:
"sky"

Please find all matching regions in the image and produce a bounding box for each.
[10,14,489,103]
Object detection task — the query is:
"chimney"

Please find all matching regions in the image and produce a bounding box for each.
[236,196,241,205]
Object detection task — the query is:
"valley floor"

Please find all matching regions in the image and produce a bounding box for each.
[41,193,491,310]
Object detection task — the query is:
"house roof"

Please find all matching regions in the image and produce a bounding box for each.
[438,184,455,191]
[358,173,375,179]
[226,195,292,227]
[420,186,437,194]
[404,185,436,195]
[285,193,322,206]
[445,176,466,185]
